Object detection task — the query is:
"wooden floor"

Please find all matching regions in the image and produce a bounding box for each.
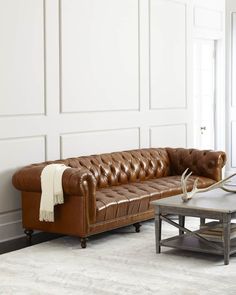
[0,233,61,255]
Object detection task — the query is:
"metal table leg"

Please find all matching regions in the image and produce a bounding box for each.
[223,214,231,265]
[155,207,162,254]
[179,215,185,235]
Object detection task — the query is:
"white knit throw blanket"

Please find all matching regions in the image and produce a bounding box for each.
[39,164,68,222]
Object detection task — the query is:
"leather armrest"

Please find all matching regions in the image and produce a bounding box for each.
[166,148,227,181]
[12,164,97,195]
[12,164,47,193]
[62,168,96,196]
[12,165,97,224]
[62,168,97,223]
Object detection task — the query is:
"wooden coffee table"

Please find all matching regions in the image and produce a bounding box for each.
[152,189,236,265]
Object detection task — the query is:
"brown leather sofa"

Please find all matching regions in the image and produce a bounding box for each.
[12,147,226,248]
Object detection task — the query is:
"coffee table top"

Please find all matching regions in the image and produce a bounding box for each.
[151,189,236,213]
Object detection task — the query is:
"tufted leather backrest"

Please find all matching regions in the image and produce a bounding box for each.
[166,147,227,181]
[12,147,226,194]
[63,148,171,188]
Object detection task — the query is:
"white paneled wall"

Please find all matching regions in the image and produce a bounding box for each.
[61,128,140,158]
[150,124,187,148]
[0,0,45,115]
[60,0,139,113]
[194,7,223,31]
[193,0,225,39]
[150,0,187,109]
[0,136,46,241]
[0,0,225,241]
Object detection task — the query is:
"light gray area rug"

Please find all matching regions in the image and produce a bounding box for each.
[0,218,236,295]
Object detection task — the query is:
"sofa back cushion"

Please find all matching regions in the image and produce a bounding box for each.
[65,148,170,188]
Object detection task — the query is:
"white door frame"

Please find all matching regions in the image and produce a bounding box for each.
[193,38,216,150]
[226,0,236,177]
[214,38,226,152]
[192,33,225,153]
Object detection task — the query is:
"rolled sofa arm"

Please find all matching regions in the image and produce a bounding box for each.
[166,148,227,181]
[62,168,97,223]
[12,164,47,193]
[12,164,97,223]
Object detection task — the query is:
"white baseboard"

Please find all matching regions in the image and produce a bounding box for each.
[0,210,24,242]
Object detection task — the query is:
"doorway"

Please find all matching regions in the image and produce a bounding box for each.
[193,39,216,150]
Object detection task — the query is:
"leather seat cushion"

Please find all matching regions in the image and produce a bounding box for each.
[95,175,215,222]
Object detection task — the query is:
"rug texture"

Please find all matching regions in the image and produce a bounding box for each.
[0,218,236,295]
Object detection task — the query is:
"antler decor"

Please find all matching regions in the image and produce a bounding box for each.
[181,168,236,202]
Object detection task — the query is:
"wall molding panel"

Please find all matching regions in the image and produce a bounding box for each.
[60,128,140,158]
[0,136,46,213]
[0,0,46,117]
[149,124,187,148]
[194,7,223,31]
[59,0,140,113]
[149,0,188,110]
[193,0,225,40]
[0,136,46,241]
[0,0,225,241]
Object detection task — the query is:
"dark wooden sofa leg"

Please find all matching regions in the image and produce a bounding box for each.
[80,237,87,249]
[133,222,142,233]
[24,229,34,245]
[200,218,206,226]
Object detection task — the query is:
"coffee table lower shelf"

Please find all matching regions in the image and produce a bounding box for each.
[161,234,236,256]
